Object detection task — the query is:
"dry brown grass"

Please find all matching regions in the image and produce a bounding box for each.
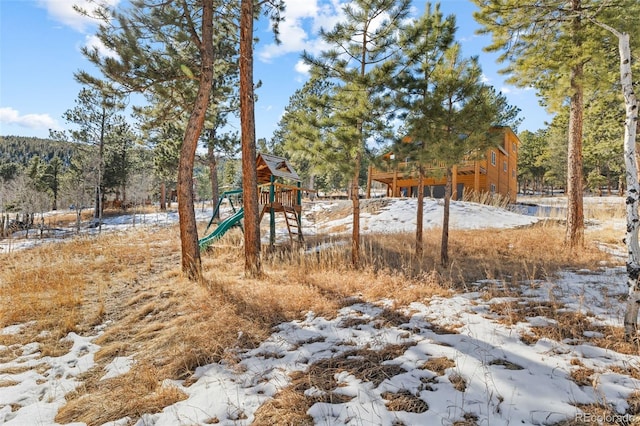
[381,389,429,413]
[253,388,315,426]
[0,213,626,424]
[627,391,640,416]
[569,360,596,387]
[56,361,188,426]
[258,220,615,307]
[487,297,640,354]
[0,379,19,387]
[453,412,480,426]
[253,343,413,424]
[448,372,467,392]
[422,356,456,375]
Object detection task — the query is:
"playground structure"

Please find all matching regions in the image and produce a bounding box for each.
[198,153,310,251]
[198,190,244,250]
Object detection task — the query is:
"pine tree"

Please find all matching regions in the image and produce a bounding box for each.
[78,0,243,281]
[271,77,337,193]
[59,86,126,230]
[392,3,456,257]
[425,44,519,264]
[583,91,625,195]
[239,0,261,277]
[472,0,640,248]
[517,130,548,194]
[303,0,411,267]
[103,118,136,208]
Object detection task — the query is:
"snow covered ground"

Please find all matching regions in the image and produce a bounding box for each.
[1,196,638,425]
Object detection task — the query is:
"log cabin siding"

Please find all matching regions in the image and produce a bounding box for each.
[367,127,520,203]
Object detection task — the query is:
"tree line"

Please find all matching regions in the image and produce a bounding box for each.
[518,94,628,197]
[0,132,243,221]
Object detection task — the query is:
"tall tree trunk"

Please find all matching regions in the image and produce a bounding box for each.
[95,104,107,234]
[351,152,361,268]
[122,184,127,211]
[160,182,167,211]
[583,19,640,338]
[351,115,365,268]
[240,0,262,277]
[616,32,640,339]
[416,167,424,257]
[440,167,451,265]
[565,2,585,248]
[565,66,584,247]
[177,0,214,282]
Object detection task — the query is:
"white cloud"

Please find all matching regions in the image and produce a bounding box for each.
[37,0,120,33]
[0,107,60,130]
[294,60,311,76]
[258,0,346,63]
[83,34,119,58]
[311,0,346,34]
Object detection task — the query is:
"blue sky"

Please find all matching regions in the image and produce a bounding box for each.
[0,0,552,142]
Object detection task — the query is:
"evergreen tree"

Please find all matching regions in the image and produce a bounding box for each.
[239,0,284,277]
[540,113,569,195]
[57,86,126,229]
[139,115,182,211]
[272,77,341,194]
[79,0,227,280]
[239,0,260,277]
[0,162,19,182]
[42,156,63,211]
[80,0,284,280]
[302,0,412,267]
[392,3,456,257]
[27,156,49,194]
[103,118,137,208]
[426,44,519,264]
[221,158,241,189]
[582,91,625,195]
[517,130,548,195]
[472,0,640,248]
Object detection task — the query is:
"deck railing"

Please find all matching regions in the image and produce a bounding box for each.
[370,159,480,178]
[259,182,303,209]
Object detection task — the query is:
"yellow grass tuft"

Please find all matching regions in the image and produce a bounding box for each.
[55,361,188,426]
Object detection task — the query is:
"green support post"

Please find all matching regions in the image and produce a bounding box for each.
[269,175,275,247]
[297,181,303,242]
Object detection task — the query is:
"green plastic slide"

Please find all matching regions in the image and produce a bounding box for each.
[198,207,244,251]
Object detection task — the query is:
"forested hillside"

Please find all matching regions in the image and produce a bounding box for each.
[0,136,77,166]
[0,134,160,215]
[0,136,77,182]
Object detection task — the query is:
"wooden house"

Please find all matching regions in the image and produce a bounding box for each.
[366,127,520,203]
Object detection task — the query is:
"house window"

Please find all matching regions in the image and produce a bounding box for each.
[512,142,517,153]
[491,151,496,166]
[503,161,507,172]
[490,183,496,193]
[512,169,516,178]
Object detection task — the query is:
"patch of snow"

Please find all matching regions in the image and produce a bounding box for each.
[101,356,135,380]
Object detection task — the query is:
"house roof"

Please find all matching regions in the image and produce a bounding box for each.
[256,153,301,184]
